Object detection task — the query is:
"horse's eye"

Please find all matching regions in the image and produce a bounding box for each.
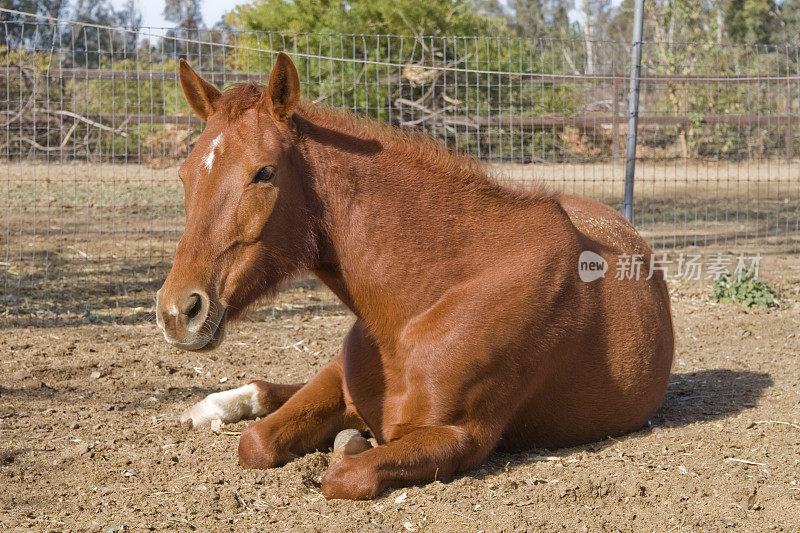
[253,166,275,183]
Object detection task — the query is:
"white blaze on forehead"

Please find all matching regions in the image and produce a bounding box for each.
[202,133,224,172]
[179,383,266,428]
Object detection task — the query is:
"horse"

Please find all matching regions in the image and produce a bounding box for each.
[155,53,674,500]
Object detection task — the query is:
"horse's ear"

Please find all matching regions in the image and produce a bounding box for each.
[266,52,300,121]
[179,59,221,121]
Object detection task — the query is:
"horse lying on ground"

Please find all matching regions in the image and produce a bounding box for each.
[155,53,674,500]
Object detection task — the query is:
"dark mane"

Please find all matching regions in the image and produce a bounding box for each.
[216,82,551,203]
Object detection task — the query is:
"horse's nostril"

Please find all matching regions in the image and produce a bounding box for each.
[186,293,203,321]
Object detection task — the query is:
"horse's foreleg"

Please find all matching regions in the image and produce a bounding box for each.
[237,356,364,469]
[320,425,492,500]
[180,380,303,428]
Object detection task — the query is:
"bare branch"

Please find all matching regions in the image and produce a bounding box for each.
[31,108,128,137]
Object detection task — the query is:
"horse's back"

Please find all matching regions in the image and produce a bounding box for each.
[558,194,652,257]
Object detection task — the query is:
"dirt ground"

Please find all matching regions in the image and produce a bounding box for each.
[4,159,799,325]
[1,271,799,532]
[2,161,800,530]
[2,161,800,278]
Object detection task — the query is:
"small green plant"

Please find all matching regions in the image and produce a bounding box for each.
[711,268,779,308]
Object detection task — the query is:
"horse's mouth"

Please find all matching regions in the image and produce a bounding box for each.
[196,310,227,351]
[167,309,227,352]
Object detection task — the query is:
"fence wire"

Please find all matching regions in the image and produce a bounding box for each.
[1,14,799,323]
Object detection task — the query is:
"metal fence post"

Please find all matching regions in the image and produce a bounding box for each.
[612,61,620,165]
[786,78,794,162]
[622,0,645,223]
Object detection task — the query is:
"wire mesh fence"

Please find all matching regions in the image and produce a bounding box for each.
[2,13,799,323]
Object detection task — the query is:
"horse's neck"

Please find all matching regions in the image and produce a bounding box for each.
[302,134,495,343]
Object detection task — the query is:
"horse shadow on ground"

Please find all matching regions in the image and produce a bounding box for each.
[648,369,773,428]
[481,368,773,474]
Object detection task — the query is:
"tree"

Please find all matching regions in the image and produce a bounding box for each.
[578,0,611,74]
[471,0,508,20]
[778,0,800,45]
[641,0,724,157]
[541,0,576,38]
[65,0,142,66]
[510,0,545,38]
[0,0,69,48]
[229,0,503,36]
[161,0,212,66]
[163,0,204,33]
[725,0,780,44]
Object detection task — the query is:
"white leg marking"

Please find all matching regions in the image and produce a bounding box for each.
[202,133,224,172]
[180,383,266,428]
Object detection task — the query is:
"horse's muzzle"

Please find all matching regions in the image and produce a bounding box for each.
[156,289,227,351]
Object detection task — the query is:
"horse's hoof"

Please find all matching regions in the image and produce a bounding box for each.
[179,399,220,429]
[333,429,372,457]
[179,383,265,429]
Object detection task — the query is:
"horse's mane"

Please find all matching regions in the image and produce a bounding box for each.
[216,82,551,203]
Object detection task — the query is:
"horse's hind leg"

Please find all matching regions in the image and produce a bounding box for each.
[180,380,303,428]
[237,355,365,469]
[321,425,492,500]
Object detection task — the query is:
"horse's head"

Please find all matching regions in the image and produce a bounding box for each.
[156,53,314,351]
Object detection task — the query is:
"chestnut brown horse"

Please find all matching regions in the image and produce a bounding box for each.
[156,53,674,500]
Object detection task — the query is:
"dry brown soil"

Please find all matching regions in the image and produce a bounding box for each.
[1,272,800,532]
[2,162,800,531]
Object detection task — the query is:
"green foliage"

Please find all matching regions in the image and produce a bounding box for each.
[4,0,800,164]
[225,1,584,161]
[163,0,204,30]
[508,0,545,38]
[622,0,800,160]
[779,0,800,45]
[711,268,780,308]
[0,0,69,48]
[726,0,780,45]
[229,0,505,36]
